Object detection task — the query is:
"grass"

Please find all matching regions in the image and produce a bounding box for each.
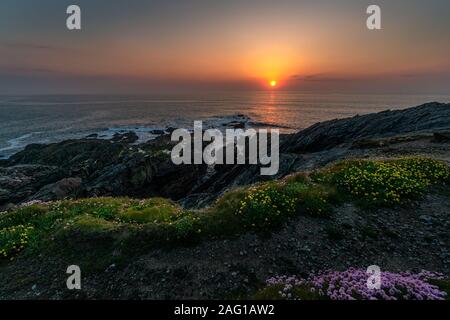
[284,182,338,216]
[118,198,182,224]
[0,157,448,264]
[313,157,449,207]
[0,225,34,258]
[253,283,324,300]
[236,183,296,231]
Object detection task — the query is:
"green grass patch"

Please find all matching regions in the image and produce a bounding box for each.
[284,182,338,216]
[118,198,182,224]
[314,157,449,207]
[253,284,324,300]
[236,183,296,231]
[0,157,448,262]
[0,224,34,259]
[199,188,247,237]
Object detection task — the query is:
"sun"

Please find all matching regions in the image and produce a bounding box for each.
[269,80,277,88]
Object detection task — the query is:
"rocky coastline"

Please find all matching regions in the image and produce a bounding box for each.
[1,102,449,210]
[0,102,449,299]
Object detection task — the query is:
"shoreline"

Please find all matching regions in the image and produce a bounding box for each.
[0,101,449,299]
[0,114,294,159]
[1,94,449,158]
[0,101,449,209]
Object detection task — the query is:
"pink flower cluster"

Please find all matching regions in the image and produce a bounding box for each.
[266,269,447,300]
[20,200,51,207]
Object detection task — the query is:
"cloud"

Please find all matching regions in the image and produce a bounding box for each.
[398,71,450,79]
[291,73,350,82]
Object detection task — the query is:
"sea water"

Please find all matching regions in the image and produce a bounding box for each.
[0,92,449,158]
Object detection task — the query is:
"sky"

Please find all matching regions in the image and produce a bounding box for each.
[0,0,449,94]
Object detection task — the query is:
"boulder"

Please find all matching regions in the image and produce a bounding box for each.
[1,102,450,207]
[0,165,64,205]
[150,129,166,135]
[28,177,83,201]
[282,102,450,153]
[111,131,139,143]
[433,131,450,143]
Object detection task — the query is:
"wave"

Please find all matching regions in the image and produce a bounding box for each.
[0,133,39,158]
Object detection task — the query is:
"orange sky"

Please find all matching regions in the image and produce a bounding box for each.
[0,0,449,93]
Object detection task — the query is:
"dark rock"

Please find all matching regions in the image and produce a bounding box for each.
[7,139,129,170]
[433,131,450,142]
[111,131,138,144]
[224,121,246,129]
[0,132,207,205]
[0,165,65,205]
[28,177,83,201]
[282,102,450,153]
[165,127,177,134]
[1,102,449,207]
[150,129,166,135]
[0,202,15,212]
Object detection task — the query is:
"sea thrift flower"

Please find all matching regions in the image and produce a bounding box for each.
[20,200,50,207]
[265,269,447,300]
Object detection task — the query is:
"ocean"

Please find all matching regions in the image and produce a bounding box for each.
[0,92,449,158]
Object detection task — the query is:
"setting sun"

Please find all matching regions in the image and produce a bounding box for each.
[270,80,277,88]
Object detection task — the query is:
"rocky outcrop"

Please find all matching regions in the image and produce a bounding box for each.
[27,177,83,201]
[1,102,449,208]
[183,102,450,207]
[282,102,450,153]
[0,165,64,205]
[0,133,207,207]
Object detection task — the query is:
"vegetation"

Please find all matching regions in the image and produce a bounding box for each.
[0,157,448,263]
[118,198,183,224]
[254,283,324,300]
[236,183,296,231]
[314,157,449,207]
[284,181,337,216]
[255,270,448,300]
[0,224,34,259]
